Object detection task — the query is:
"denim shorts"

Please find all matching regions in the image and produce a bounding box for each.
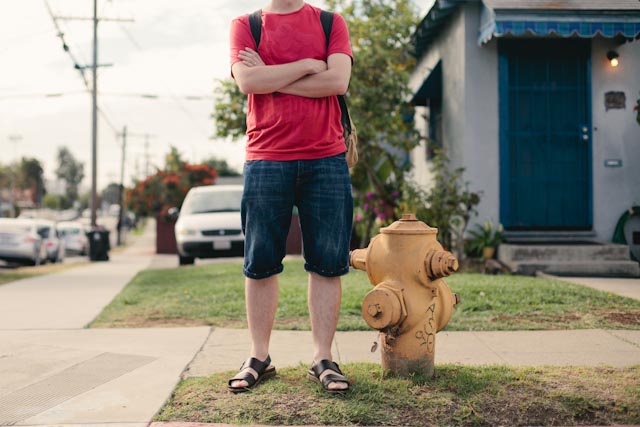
[241,153,353,279]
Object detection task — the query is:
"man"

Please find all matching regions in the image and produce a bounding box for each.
[228,0,353,394]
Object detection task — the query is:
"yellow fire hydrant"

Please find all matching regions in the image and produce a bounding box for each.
[350,213,460,377]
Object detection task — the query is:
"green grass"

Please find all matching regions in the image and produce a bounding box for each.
[155,363,640,426]
[0,271,39,286]
[91,258,640,330]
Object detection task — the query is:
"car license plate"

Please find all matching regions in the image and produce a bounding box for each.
[213,241,232,250]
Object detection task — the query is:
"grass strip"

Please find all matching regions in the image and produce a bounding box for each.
[91,259,640,330]
[0,271,39,286]
[0,260,89,286]
[155,363,640,426]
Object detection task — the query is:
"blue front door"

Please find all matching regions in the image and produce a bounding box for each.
[499,39,592,230]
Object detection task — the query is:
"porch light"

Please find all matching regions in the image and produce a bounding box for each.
[607,50,620,67]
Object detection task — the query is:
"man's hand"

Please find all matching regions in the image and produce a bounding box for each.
[305,58,328,74]
[238,48,265,67]
[239,48,327,75]
[232,49,328,95]
[278,53,351,98]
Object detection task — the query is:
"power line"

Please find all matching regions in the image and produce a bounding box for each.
[116,23,211,138]
[0,91,213,101]
[44,0,90,87]
[0,91,87,100]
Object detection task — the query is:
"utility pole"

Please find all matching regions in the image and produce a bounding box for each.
[7,134,22,218]
[117,126,127,246]
[145,134,150,177]
[47,1,133,228]
[90,0,98,228]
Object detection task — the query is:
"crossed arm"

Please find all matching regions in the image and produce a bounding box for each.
[232,47,351,98]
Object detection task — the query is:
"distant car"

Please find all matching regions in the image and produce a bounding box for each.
[57,221,89,255]
[35,220,65,263]
[174,185,244,266]
[0,218,48,266]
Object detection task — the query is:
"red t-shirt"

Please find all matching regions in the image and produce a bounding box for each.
[230,4,353,161]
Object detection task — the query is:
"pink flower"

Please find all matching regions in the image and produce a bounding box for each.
[363,203,369,210]
[366,192,374,199]
[355,214,363,222]
[377,214,386,220]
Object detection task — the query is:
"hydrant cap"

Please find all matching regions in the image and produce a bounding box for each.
[381,213,437,235]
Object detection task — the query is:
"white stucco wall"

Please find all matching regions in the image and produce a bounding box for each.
[591,37,640,240]
[460,3,500,228]
[409,9,466,187]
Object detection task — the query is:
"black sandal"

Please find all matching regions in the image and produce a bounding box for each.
[228,355,276,393]
[307,359,350,394]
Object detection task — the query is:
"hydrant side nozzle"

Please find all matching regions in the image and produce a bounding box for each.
[424,249,459,280]
[361,286,405,330]
[349,249,367,272]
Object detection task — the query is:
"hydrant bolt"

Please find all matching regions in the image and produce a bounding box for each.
[367,304,382,318]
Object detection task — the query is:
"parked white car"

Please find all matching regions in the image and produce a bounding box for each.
[57,221,89,255]
[35,220,65,263]
[174,185,244,266]
[0,218,48,266]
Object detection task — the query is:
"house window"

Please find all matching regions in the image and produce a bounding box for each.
[426,98,443,160]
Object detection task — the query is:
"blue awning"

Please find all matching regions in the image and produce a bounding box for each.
[479,5,640,44]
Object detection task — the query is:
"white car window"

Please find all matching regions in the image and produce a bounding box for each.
[183,190,242,215]
[37,227,50,238]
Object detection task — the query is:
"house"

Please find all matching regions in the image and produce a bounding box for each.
[409,0,640,275]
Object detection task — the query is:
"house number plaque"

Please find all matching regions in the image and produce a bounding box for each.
[605,91,626,111]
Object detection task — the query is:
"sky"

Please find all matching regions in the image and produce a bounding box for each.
[0,0,430,191]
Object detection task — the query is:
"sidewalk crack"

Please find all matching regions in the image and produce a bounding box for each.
[604,329,640,349]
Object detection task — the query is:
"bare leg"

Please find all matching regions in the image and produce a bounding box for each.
[230,275,278,388]
[308,272,348,391]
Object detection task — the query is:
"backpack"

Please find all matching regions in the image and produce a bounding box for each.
[248,9,358,168]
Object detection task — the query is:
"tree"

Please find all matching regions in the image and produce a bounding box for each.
[18,158,46,207]
[212,79,248,140]
[43,194,67,210]
[55,146,85,207]
[212,0,422,246]
[203,157,241,177]
[101,182,122,206]
[127,147,218,219]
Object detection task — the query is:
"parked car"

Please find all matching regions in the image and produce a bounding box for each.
[35,220,65,263]
[174,185,244,266]
[0,218,48,266]
[57,221,89,255]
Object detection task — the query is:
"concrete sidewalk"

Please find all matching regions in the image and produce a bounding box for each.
[185,327,640,378]
[540,273,640,301]
[0,221,155,330]
[0,221,211,426]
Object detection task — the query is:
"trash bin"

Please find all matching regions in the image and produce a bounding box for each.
[87,229,110,261]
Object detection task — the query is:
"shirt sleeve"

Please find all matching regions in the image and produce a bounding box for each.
[229,16,257,70]
[328,13,353,63]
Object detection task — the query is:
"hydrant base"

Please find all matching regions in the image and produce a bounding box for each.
[381,352,435,379]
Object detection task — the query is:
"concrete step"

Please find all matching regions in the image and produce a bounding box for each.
[505,260,640,277]
[499,243,631,263]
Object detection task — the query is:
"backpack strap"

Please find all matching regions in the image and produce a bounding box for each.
[338,95,351,134]
[248,9,262,49]
[320,11,351,135]
[319,10,334,52]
